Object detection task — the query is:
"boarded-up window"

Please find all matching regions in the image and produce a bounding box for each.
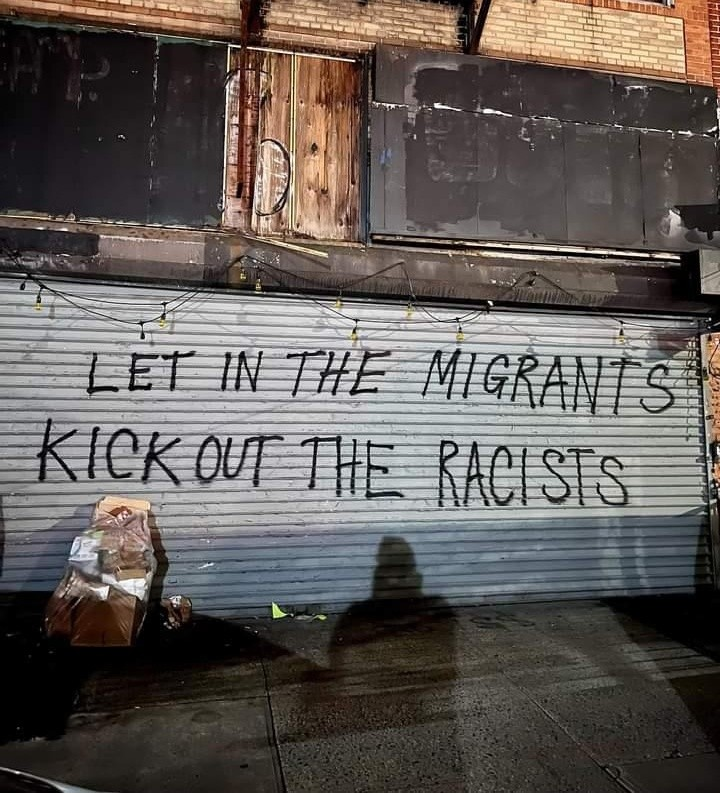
[0,21,226,227]
[224,49,361,241]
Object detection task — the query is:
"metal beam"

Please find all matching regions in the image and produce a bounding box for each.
[243,0,265,45]
[466,0,494,54]
[0,217,714,315]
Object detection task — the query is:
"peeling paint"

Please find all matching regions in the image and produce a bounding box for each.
[372,46,720,251]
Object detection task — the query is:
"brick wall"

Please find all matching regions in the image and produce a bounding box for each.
[681,0,713,84]
[0,0,243,38]
[480,0,712,84]
[260,0,463,52]
[709,0,720,86]
[1,0,714,83]
[1,0,463,49]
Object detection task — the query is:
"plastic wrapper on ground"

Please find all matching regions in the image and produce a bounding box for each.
[45,497,156,647]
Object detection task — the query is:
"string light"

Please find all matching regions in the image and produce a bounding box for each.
[1,243,201,334]
[616,321,626,345]
[139,321,146,341]
[335,293,344,309]
[2,244,698,347]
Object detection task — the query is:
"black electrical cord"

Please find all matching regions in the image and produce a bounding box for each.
[0,241,702,340]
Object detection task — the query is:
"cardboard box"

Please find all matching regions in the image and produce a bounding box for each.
[70,589,142,647]
[116,568,148,581]
[45,588,74,639]
[46,496,155,647]
[96,496,151,515]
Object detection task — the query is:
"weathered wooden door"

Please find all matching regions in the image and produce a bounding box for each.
[228,49,360,241]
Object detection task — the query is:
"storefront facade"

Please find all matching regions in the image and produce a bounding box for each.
[0,277,711,615]
[2,11,720,615]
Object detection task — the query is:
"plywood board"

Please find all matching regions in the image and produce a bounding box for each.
[293,57,360,241]
[149,41,226,226]
[252,50,292,236]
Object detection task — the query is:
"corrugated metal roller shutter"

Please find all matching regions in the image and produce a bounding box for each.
[0,275,712,616]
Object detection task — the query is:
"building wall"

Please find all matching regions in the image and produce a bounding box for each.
[260,0,463,51]
[0,0,463,48]
[0,0,243,38]
[3,0,713,84]
[682,0,714,84]
[480,0,711,84]
[708,0,720,86]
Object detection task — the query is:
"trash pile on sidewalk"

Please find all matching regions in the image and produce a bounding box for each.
[160,594,193,630]
[45,497,157,647]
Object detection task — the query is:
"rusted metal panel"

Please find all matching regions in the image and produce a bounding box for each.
[0,21,226,228]
[0,23,155,222]
[564,126,643,247]
[640,132,720,250]
[371,44,720,252]
[150,41,226,226]
[369,106,407,236]
[293,57,360,241]
[375,46,717,134]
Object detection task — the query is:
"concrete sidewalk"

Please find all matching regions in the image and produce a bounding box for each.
[2,596,720,792]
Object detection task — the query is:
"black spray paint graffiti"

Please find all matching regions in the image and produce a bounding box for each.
[37,422,407,500]
[33,346,682,507]
[422,350,675,415]
[300,437,405,499]
[254,138,291,216]
[36,419,627,508]
[437,441,628,509]
[87,351,197,394]
[86,349,391,397]
[84,347,677,416]
[2,29,110,103]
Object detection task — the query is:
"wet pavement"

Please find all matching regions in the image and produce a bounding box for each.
[2,594,720,792]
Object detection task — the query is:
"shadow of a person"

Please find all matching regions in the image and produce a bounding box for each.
[297,536,466,792]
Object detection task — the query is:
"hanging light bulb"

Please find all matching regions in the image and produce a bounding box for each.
[350,321,359,344]
[616,321,626,345]
[335,293,344,309]
[405,301,415,319]
[238,266,248,283]
[158,303,168,329]
[455,319,464,343]
[254,268,263,293]
[19,274,28,291]
[139,321,146,341]
[34,287,43,312]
